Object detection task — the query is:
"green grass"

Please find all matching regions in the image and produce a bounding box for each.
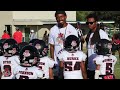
[83,46,120,79]
[114,54,120,79]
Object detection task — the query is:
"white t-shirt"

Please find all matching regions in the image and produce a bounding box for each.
[13,66,43,79]
[93,55,117,76]
[49,23,78,64]
[29,33,37,40]
[88,29,110,57]
[37,56,55,79]
[0,55,20,79]
[58,50,87,79]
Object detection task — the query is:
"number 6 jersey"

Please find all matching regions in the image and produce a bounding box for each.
[58,50,87,79]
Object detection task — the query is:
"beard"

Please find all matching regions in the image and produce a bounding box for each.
[58,23,64,28]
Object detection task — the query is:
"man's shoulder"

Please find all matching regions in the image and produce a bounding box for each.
[67,23,75,28]
[99,29,107,34]
[99,29,109,38]
[50,25,58,30]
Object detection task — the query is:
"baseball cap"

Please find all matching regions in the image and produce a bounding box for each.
[55,11,66,17]
[31,30,34,32]
[16,27,19,30]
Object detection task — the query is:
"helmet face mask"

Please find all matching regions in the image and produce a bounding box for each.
[3,39,17,56]
[64,35,80,52]
[95,39,112,56]
[33,40,48,58]
[35,44,42,50]
[23,50,31,57]
[20,45,40,67]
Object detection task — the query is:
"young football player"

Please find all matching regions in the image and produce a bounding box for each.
[29,39,39,46]
[58,35,87,79]
[0,39,6,56]
[33,40,55,79]
[13,45,43,79]
[94,39,117,79]
[18,42,29,50]
[0,39,20,79]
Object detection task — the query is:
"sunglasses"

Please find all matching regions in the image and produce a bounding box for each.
[86,22,95,25]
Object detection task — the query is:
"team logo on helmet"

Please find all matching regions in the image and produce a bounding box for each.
[71,40,77,47]
[23,50,31,57]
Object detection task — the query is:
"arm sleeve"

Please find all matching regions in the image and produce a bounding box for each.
[99,30,109,40]
[112,55,117,65]
[15,56,20,65]
[13,32,15,39]
[48,29,54,45]
[0,57,1,67]
[57,50,64,61]
[72,27,78,37]
[13,66,18,75]
[93,56,102,65]
[48,58,55,68]
[36,68,43,78]
[34,33,37,38]
[81,52,87,61]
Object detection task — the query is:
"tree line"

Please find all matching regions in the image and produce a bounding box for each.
[77,11,120,26]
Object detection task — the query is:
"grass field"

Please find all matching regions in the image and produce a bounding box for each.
[114,54,120,79]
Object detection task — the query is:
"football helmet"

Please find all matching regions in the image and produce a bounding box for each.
[0,39,6,44]
[29,39,39,46]
[64,35,80,52]
[2,39,17,55]
[0,39,7,56]
[95,39,112,55]
[12,44,19,55]
[18,42,29,50]
[33,40,48,58]
[19,45,40,67]
[0,43,4,56]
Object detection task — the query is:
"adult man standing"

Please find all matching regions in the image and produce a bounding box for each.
[2,30,10,39]
[42,31,49,46]
[49,11,78,79]
[13,27,23,44]
[85,13,109,79]
[29,30,37,41]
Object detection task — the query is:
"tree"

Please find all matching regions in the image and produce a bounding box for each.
[76,11,93,21]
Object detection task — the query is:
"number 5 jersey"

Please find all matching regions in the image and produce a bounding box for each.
[93,55,117,79]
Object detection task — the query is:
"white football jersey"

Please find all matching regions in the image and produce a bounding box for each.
[0,55,20,79]
[13,65,43,79]
[93,55,117,75]
[37,56,55,79]
[58,50,87,79]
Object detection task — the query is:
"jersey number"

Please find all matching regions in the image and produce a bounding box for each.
[64,62,80,71]
[106,63,112,75]
[3,65,12,77]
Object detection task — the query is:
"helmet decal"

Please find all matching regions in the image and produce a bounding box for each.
[23,50,30,57]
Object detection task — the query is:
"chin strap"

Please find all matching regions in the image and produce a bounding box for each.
[95,70,100,79]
